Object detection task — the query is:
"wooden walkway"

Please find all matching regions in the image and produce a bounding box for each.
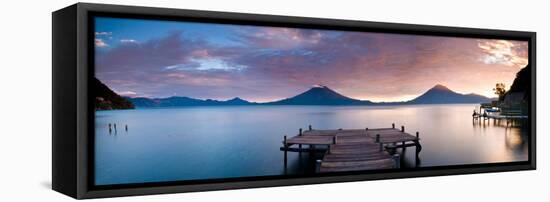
[280,124,421,173]
[473,111,528,127]
[473,113,528,120]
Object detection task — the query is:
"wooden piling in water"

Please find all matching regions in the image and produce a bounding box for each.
[299,128,303,136]
[315,159,322,173]
[415,131,420,166]
[309,125,312,131]
[376,134,382,151]
[401,126,405,132]
[392,123,395,128]
[283,135,288,167]
[393,154,400,168]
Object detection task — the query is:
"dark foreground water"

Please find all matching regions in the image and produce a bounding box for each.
[95,104,529,185]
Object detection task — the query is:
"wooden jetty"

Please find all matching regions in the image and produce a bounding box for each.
[280,124,421,173]
[473,108,527,127]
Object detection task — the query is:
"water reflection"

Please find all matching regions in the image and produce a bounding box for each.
[504,127,527,151]
[471,116,528,163]
[95,104,529,185]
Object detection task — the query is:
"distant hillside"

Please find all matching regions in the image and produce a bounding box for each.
[94,78,134,110]
[408,84,492,104]
[129,96,253,108]
[126,97,159,108]
[266,85,372,105]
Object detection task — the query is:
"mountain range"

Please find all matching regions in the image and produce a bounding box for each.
[128,96,252,107]
[408,84,492,104]
[122,84,492,108]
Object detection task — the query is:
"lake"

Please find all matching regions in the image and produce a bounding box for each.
[95,104,529,185]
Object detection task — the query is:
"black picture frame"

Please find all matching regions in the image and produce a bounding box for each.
[52,3,536,199]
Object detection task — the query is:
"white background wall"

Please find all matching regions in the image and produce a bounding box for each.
[0,0,547,201]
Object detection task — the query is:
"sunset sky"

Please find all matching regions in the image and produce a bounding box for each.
[94,17,529,102]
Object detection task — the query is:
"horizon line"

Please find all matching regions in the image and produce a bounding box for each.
[117,84,497,104]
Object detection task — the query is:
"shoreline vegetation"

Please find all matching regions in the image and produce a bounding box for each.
[94,65,529,111]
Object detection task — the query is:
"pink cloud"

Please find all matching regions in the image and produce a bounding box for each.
[477,39,528,68]
[95,38,108,48]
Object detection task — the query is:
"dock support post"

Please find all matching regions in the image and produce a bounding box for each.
[315,159,322,173]
[376,134,382,151]
[299,128,302,136]
[414,132,421,167]
[330,136,336,155]
[401,126,405,132]
[308,125,312,131]
[392,123,395,129]
[393,154,400,168]
[283,135,288,168]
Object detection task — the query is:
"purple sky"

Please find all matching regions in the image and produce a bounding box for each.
[95,17,528,102]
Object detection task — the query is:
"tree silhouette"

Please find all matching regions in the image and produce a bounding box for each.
[493,83,506,101]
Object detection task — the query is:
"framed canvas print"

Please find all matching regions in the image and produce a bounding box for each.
[52,3,536,199]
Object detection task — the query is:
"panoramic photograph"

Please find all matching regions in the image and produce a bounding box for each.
[93,17,530,186]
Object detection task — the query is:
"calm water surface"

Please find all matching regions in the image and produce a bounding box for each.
[95,104,528,185]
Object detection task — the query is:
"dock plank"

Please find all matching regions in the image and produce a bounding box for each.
[333,135,376,144]
[285,135,333,145]
[328,148,382,155]
[319,159,396,172]
[323,152,391,162]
